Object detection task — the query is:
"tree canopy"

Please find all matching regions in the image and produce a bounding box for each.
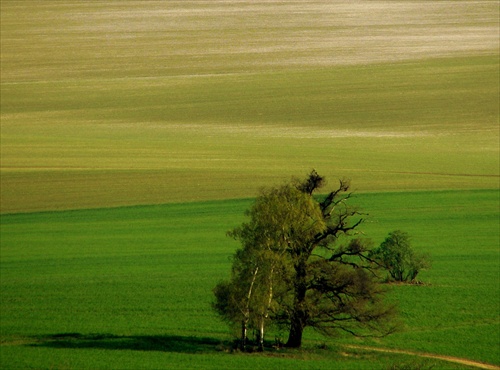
[213,171,398,350]
[370,230,431,283]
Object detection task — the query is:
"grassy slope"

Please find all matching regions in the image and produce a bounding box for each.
[1,1,499,213]
[0,1,499,368]
[1,190,498,369]
[2,56,498,213]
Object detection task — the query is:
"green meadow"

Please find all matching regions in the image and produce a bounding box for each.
[1,1,499,369]
[1,191,499,369]
[1,1,498,214]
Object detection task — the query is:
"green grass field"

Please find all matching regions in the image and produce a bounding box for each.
[1,190,498,369]
[1,1,498,214]
[1,1,499,369]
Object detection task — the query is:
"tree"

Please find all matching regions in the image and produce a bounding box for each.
[213,184,324,350]
[370,230,431,283]
[213,171,398,349]
[283,172,397,347]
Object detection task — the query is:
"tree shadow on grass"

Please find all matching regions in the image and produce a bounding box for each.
[30,333,226,354]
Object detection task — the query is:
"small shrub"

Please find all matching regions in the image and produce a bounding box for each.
[371,230,431,283]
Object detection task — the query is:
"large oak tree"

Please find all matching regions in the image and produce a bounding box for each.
[213,171,397,349]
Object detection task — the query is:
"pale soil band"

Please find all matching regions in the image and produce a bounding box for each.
[345,345,500,370]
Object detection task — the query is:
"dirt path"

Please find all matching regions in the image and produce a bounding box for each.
[345,345,500,370]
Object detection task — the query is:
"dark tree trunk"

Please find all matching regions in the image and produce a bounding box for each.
[286,258,308,348]
[240,320,247,351]
[286,313,305,348]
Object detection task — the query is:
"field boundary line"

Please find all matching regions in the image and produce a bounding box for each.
[345,345,500,370]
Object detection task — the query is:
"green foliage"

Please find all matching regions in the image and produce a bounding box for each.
[214,173,398,349]
[214,185,326,350]
[371,231,431,283]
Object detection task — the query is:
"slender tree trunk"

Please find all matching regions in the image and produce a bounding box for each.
[257,317,264,352]
[286,258,308,348]
[240,320,247,351]
[258,265,274,352]
[241,266,259,351]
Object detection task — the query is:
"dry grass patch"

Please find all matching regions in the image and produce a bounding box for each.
[1,1,498,81]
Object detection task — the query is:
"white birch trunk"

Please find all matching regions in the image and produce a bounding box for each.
[241,266,259,350]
